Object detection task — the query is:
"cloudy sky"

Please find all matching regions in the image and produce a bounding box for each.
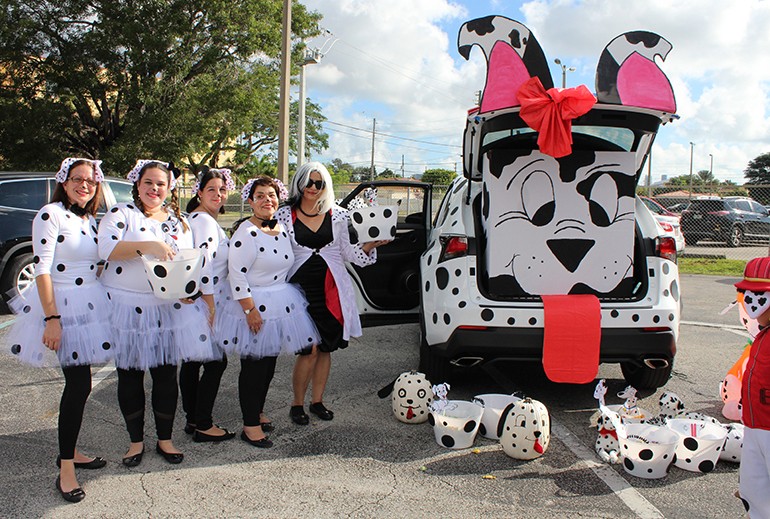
[296,0,770,184]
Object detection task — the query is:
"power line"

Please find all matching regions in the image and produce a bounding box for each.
[325,120,461,149]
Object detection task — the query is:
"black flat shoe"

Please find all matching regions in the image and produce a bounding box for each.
[193,428,236,443]
[290,405,309,425]
[309,402,334,421]
[156,443,184,464]
[184,424,196,435]
[122,449,144,467]
[240,431,273,448]
[56,476,85,503]
[56,455,107,470]
[259,422,275,433]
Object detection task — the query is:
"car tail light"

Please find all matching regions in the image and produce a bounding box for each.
[656,236,677,263]
[440,236,468,261]
[708,211,730,216]
[458,325,488,330]
[659,222,674,232]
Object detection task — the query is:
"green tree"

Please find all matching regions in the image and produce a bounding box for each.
[0,0,324,175]
[745,152,770,184]
[697,169,717,184]
[326,158,354,186]
[421,168,456,185]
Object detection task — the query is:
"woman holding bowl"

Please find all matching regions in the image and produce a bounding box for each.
[179,167,236,442]
[222,176,319,447]
[98,160,213,466]
[275,162,387,425]
[6,158,113,502]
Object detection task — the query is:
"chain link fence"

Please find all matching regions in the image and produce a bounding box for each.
[638,184,770,261]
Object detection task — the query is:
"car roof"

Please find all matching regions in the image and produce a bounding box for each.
[0,171,129,182]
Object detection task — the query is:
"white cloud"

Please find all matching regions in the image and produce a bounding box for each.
[297,0,770,183]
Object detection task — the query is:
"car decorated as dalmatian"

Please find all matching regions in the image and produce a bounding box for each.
[342,16,680,389]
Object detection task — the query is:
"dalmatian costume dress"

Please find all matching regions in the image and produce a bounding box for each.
[97,203,213,370]
[6,202,113,367]
[220,219,319,358]
[189,211,230,355]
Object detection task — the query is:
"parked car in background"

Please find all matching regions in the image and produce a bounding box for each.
[640,196,685,254]
[667,202,689,213]
[0,172,134,302]
[680,196,770,247]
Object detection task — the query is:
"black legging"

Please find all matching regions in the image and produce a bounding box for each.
[239,356,277,427]
[117,365,178,443]
[59,364,92,459]
[179,357,228,431]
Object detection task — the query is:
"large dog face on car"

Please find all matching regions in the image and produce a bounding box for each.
[482,149,636,296]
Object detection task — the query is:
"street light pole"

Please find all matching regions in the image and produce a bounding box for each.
[709,153,714,196]
[688,142,695,200]
[553,58,576,88]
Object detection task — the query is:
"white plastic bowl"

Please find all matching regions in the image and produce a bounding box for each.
[429,400,484,449]
[142,249,203,299]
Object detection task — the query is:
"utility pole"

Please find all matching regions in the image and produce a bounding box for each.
[276,0,291,185]
[370,118,376,181]
[401,155,404,178]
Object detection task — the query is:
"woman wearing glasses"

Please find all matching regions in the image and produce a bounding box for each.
[223,176,319,446]
[5,158,113,503]
[275,162,387,425]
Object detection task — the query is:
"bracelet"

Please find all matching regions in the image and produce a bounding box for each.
[43,315,61,322]
[209,308,216,314]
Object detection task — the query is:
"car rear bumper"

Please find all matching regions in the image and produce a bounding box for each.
[429,326,676,365]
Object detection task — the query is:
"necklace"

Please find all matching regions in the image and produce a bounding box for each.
[298,206,322,217]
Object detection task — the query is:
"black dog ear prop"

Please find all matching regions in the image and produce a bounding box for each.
[377,377,398,399]
[497,402,517,439]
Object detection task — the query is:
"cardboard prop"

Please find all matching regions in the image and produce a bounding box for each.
[142,249,204,299]
[498,397,550,460]
[472,393,522,439]
[720,423,744,463]
[719,292,758,420]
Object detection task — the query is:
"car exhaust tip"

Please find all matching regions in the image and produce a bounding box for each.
[643,358,670,369]
[450,357,484,368]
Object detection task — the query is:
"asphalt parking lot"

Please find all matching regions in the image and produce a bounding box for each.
[0,274,752,518]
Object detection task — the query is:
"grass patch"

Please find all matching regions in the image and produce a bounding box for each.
[678,257,746,276]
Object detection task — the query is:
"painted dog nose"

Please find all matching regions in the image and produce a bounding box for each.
[533,431,541,438]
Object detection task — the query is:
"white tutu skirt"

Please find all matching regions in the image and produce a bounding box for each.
[217,282,319,360]
[191,279,232,359]
[6,282,114,368]
[106,287,216,370]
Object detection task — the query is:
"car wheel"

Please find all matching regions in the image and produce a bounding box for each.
[683,234,697,246]
[620,360,673,389]
[726,226,743,247]
[418,314,452,384]
[1,252,35,302]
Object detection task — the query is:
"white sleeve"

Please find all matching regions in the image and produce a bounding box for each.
[228,227,257,301]
[31,205,61,276]
[190,214,219,296]
[97,205,129,260]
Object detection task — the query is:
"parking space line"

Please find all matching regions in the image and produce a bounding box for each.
[92,361,115,389]
[0,318,16,329]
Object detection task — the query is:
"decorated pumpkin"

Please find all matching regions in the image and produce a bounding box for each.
[390,370,433,423]
[497,397,550,460]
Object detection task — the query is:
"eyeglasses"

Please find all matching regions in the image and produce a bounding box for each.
[69,176,98,188]
[305,179,325,190]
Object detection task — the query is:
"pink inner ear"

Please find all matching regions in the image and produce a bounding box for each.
[480,41,530,113]
[617,52,676,112]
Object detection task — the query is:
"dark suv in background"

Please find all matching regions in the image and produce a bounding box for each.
[680,196,770,247]
[0,172,134,303]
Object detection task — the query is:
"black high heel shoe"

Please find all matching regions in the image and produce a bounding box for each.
[56,455,107,470]
[56,476,85,503]
[156,443,184,464]
[122,448,144,467]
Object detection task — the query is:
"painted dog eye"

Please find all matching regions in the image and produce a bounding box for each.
[398,388,406,398]
[417,389,426,398]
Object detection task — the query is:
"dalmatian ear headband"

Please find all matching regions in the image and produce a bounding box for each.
[240,178,289,201]
[56,158,104,184]
[192,168,236,196]
[127,160,175,190]
[743,290,770,320]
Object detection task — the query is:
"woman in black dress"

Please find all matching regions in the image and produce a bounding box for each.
[275,162,387,424]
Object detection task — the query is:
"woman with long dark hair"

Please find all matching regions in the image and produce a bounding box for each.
[275,162,387,425]
[5,158,113,502]
[221,176,319,446]
[179,167,236,442]
[98,160,213,467]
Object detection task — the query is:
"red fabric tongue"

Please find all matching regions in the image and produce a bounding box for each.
[541,294,601,384]
[534,439,544,454]
[406,407,414,420]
